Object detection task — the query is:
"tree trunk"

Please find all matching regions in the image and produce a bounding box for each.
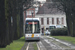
[66,10,73,36]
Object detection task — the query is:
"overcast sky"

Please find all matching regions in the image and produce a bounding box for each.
[34,0,46,2]
[38,0,46,1]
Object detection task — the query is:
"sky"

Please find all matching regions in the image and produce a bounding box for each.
[38,0,46,1]
[34,0,46,2]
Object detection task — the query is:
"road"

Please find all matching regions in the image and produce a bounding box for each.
[21,36,75,50]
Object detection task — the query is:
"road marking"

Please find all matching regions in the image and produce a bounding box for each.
[26,42,30,50]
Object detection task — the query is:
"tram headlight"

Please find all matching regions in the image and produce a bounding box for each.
[36,35,39,36]
[26,35,29,37]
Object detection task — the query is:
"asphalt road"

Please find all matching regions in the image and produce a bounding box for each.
[21,36,75,50]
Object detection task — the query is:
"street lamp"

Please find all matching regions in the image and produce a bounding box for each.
[31,10,34,18]
[31,10,34,34]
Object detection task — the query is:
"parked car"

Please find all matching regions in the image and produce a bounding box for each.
[56,25,63,28]
[49,25,56,32]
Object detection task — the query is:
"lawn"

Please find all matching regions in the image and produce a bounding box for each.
[0,36,25,50]
[51,36,75,44]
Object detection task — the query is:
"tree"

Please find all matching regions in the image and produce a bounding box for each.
[0,0,33,47]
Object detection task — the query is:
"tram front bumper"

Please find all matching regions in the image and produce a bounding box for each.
[25,37,40,40]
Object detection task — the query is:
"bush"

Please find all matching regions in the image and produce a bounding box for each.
[51,27,68,36]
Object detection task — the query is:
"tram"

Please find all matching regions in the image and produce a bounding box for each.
[25,18,40,40]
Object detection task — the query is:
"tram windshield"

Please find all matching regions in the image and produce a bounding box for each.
[25,21,40,33]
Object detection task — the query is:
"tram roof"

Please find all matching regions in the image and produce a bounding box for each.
[26,18,39,21]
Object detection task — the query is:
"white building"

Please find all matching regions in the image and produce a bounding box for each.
[35,1,67,32]
[35,14,66,29]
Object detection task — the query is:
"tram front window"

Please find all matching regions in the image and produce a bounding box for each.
[25,21,40,33]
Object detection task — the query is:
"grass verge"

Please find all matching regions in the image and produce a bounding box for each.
[33,42,38,50]
[51,36,75,44]
[0,36,25,50]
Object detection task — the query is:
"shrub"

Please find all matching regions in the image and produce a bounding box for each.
[51,27,68,36]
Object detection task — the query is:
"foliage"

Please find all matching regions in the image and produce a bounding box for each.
[51,28,68,36]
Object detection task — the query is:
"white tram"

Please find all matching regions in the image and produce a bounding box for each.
[25,18,40,40]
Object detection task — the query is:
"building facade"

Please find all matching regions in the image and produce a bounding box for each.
[35,14,66,29]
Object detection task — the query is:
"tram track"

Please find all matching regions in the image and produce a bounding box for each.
[37,43,40,50]
[25,41,39,50]
[22,36,75,50]
[26,42,30,50]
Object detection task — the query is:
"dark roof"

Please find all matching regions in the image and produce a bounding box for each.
[37,2,64,14]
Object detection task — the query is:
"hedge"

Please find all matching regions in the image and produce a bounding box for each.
[51,27,68,36]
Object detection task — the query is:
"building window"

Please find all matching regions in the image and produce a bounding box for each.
[26,11,32,15]
[26,10,34,16]
[47,18,49,25]
[62,17,64,24]
[52,18,54,24]
[41,18,43,25]
[57,18,59,24]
